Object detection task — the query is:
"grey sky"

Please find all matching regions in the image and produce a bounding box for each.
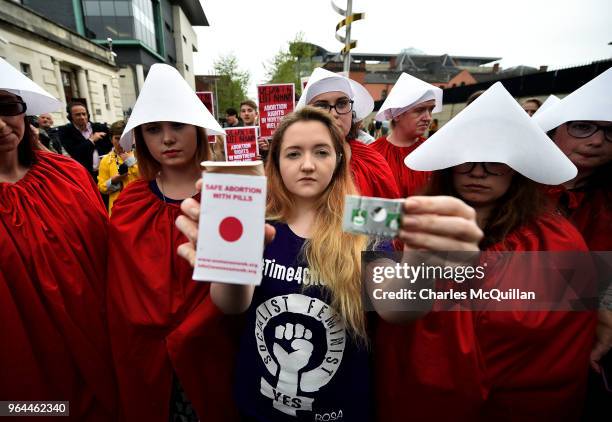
[194,0,612,98]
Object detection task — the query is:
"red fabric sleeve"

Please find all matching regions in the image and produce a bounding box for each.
[348,140,400,198]
[547,185,612,251]
[475,214,595,421]
[107,180,241,422]
[369,136,431,197]
[374,213,596,422]
[0,151,117,420]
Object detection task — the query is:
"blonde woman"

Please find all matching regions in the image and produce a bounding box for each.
[297,67,400,198]
[216,107,371,421]
[176,107,483,421]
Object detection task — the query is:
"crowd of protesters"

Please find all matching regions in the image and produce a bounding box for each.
[1,54,611,422]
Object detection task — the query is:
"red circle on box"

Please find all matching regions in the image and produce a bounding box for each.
[219,217,243,242]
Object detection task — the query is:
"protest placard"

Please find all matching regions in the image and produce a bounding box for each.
[196,91,214,115]
[196,91,217,143]
[224,126,259,161]
[257,83,295,139]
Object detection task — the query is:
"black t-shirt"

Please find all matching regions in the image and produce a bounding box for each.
[148,180,183,204]
[235,222,371,422]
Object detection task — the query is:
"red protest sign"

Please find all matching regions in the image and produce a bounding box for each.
[257,83,295,139]
[224,127,259,162]
[196,91,214,115]
[196,91,217,143]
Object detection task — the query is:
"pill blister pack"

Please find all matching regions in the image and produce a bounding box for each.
[342,195,404,238]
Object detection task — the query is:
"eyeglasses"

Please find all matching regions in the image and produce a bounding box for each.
[454,162,512,176]
[0,101,27,116]
[566,121,612,142]
[311,98,354,115]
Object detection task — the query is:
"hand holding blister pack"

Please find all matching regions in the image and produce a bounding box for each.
[192,161,266,285]
[342,195,404,238]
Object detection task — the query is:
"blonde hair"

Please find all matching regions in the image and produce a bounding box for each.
[134,124,210,180]
[266,107,368,341]
[210,135,226,161]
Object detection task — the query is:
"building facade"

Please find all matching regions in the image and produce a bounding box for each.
[322,50,502,102]
[20,0,209,115]
[434,59,611,126]
[1,0,124,125]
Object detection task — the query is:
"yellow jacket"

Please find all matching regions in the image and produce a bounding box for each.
[97,150,139,214]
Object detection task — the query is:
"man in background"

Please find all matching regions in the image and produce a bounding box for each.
[37,113,66,155]
[224,108,242,127]
[58,101,112,179]
[239,99,258,126]
[521,98,542,116]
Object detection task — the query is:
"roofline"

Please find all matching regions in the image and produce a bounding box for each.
[451,55,502,62]
[351,53,395,58]
[172,0,209,26]
[1,0,117,67]
[348,52,502,62]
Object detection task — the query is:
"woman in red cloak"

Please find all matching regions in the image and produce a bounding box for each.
[106,64,239,421]
[534,68,612,419]
[536,68,612,252]
[0,58,117,420]
[375,83,597,421]
[369,72,443,197]
[297,68,399,198]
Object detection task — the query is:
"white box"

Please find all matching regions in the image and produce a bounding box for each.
[193,172,267,285]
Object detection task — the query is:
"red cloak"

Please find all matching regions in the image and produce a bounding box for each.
[0,151,117,420]
[476,214,595,421]
[374,213,596,422]
[547,186,612,251]
[348,139,400,198]
[107,179,240,421]
[369,136,431,197]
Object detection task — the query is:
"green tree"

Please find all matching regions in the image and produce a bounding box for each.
[266,33,316,95]
[214,53,250,115]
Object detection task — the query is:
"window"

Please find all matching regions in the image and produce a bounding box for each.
[182,35,186,44]
[114,0,130,16]
[100,1,114,15]
[115,16,134,37]
[184,63,189,72]
[84,0,133,40]
[61,70,71,86]
[103,84,111,110]
[20,62,31,79]
[132,0,156,50]
[84,1,101,16]
[82,0,157,51]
